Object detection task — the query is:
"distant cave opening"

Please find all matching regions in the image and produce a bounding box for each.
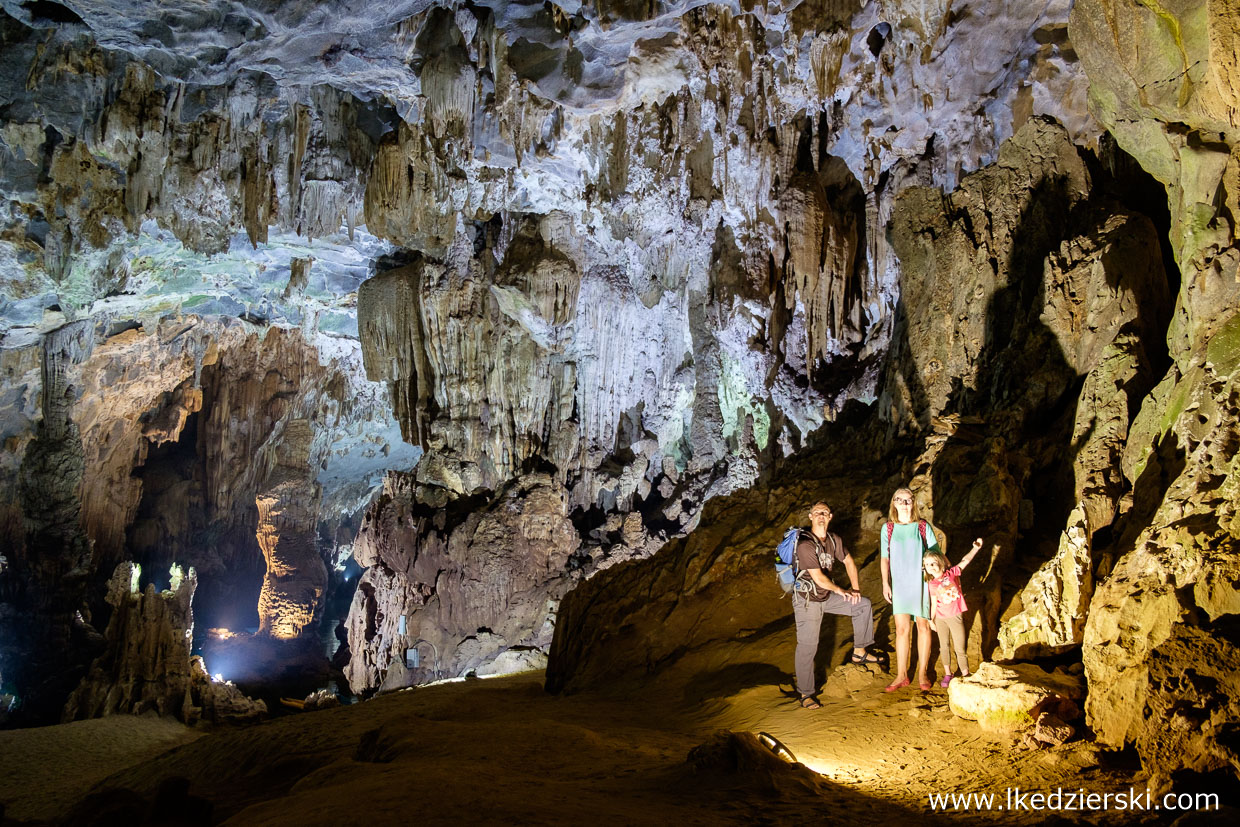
[127,408,203,588]
[124,383,264,654]
[319,513,366,663]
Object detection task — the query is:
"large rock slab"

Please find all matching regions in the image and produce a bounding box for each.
[947,662,1084,733]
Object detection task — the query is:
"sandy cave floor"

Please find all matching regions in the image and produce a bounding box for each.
[0,657,1163,826]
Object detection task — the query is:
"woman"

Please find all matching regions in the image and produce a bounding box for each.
[880,487,939,691]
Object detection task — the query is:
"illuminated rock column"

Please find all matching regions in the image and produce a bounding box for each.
[255,420,327,639]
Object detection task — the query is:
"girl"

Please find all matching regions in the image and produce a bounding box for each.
[880,487,940,691]
[924,537,984,687]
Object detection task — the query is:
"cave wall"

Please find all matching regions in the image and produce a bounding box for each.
[546,116,1173,692]
[0,5,418,713]
[1066,0,1240,786]
[0,309,404,718]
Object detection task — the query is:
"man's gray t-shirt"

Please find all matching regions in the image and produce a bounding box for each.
[795,531,847,602]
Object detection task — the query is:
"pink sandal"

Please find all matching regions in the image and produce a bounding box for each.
[884,677,910,693]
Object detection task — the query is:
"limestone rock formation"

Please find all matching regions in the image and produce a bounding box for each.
[1020,711,1076,750]
[546,119,1175,699]
[344,471,580,693]
[1071,0,1240,360]
[0,4,1236,800]
[0,0,1108,708]
[1138,622,1240,788]
[6,320,98,721]
[0,310,407,716]
[255,420,327,640]
[1067,0,1240,781]
[946,662,1084,734]
[1083,323,1240,758]
[546,425,877,695]
[357,230,581,497]
[881,117,1169,664]
[997,504,1093,661]
[63,562,266,724]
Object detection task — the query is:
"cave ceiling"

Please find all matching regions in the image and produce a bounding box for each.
[0,0,1096,520]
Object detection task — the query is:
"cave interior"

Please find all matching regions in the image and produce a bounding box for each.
[1,0,1239,823]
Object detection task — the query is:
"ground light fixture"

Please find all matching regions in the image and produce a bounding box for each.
[757,731,798,764]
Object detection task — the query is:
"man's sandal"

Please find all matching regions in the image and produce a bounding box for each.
[800,695,822,709]
[849,649,887,666]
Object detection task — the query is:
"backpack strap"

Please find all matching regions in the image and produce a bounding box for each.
[885,521,894,547]
[794,530,833,597]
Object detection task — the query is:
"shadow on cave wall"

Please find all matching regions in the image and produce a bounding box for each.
[925,157,1172,660]
[929,173,1082,661]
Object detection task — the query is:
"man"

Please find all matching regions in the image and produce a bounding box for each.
[793,501,881,708]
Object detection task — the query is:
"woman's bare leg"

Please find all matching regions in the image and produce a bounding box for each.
[892,614,911,680]
[915,617,932,684]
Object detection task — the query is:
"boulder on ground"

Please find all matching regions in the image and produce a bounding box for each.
[1020,712,1076,749]
[303,688,341,711]
[821,662,884,698]
[948,661,1083,733]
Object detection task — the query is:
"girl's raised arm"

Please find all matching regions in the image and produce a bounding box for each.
[958,538,984,570]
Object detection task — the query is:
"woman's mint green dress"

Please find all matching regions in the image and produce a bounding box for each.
[881,520,938,618]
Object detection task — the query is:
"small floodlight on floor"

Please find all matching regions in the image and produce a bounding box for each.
[757,731,798,764]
